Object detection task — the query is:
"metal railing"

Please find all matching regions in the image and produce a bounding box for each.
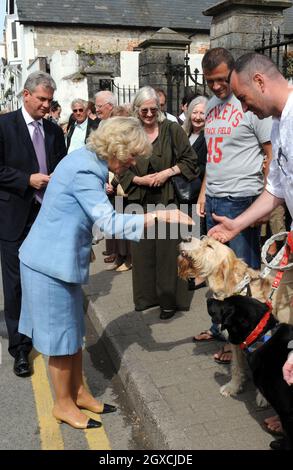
[255,28,293,79]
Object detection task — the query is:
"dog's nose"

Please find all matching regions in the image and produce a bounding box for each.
[181,236,192,243]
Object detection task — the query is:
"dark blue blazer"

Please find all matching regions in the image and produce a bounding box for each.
[0,109,66,241]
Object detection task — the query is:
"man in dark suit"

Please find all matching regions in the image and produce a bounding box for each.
[0,71,66,376]
[66,98,99,153]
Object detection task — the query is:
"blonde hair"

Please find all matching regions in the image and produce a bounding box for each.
[131,86,165,123]
[87,116,152,162]
[110,105,130,117]
[182,96,208,136]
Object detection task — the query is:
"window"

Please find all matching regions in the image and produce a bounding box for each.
[11,22,18,58]
[7,0,15,15]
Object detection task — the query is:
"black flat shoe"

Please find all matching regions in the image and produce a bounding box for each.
[135,304,159,312]
[269,437,291,450]
[160,309,176,320]
[86,418,102,429]
[13,351,31,377]
[102,404,117,414]
[55,416,102,429]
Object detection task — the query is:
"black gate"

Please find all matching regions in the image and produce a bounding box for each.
[255,28,293,80]
[166,53,209,116]
[97,79,138,105]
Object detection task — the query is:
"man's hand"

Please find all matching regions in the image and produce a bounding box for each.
[283,352,293,386]
[196,195,206,218]
[207,214,239,243]
[29,173,50,190]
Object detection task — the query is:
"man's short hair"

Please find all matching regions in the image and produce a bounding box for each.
[202,47,235,72]
[234,52,280,79]
[155,88,166,100]
[23,71,56,93]
[71,98,88,109]
[50,100,60,112]
[95,90,117,107]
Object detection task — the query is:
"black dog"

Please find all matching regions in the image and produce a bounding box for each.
[207,295,293,450]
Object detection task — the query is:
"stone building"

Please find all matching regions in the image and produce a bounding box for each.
[2,0,293,114]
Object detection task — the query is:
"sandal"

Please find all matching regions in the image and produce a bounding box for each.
[104,255,116,263]
[263,416,284,437]
[214,345,232,364]
[193,330,217,342]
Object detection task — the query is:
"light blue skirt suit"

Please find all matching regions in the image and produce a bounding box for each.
[19,147,144,356]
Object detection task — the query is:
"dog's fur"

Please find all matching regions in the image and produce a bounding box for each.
[208,295,293,449]
[178,236,293,400]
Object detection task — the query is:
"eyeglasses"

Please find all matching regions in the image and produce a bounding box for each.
[72,108,84,113]
[139,107,158,116]
[96,103,108,110]
[277,147,288,176]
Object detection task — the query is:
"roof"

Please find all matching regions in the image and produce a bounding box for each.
[14,0,215,31]
[15,0,293,35]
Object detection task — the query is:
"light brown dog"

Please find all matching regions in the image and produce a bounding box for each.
[178,236,293,400]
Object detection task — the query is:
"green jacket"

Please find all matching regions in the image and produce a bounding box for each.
[120,119,199,205]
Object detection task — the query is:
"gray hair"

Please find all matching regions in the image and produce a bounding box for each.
[23,71,56,93]
[95,90,117,107]
[71,98,88,109]
[131,86,165,123]
[182,96,208,136]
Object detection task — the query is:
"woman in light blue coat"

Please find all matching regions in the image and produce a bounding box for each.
[19,116,193,430]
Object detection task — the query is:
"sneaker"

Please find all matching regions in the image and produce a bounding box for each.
[116,262,132,272]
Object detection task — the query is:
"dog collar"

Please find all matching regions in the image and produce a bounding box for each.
[239,301,273,351]
[246,329,274,354]
[234,274,251,295]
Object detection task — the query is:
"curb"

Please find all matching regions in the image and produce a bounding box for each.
[86,297,191,450]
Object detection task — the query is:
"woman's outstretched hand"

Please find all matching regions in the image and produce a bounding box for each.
[144,209,195,227]
[157,209,194,226]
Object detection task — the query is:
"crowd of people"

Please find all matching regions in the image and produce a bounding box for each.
[0,46,292,448]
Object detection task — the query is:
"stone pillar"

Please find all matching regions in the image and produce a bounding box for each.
[138,28,191,114]
[203,0,292,58]
[78,52,120,98]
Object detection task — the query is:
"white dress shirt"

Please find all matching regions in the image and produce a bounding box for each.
[68,118,88,154]
[21,106,44,138]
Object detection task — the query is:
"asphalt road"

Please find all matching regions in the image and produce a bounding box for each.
[0,266,149,450]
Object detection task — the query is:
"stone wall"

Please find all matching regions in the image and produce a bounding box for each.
[34,25,209,57]
[210,8,285,56]
[204,0,292,59]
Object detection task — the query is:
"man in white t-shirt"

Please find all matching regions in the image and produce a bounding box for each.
[208,52,293,451]
[195,48,272,362]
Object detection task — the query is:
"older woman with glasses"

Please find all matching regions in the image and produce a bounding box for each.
[120,86,199,320]
[183,95,209,236]
[18,116,194,430]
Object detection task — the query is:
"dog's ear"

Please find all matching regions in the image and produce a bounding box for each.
[211,251,236,297]
[207,298,225,324]
[220,305,236,331]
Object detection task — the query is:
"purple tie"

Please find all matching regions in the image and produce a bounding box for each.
[31,121,48,202]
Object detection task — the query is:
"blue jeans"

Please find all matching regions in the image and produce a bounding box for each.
[206,195,261,337]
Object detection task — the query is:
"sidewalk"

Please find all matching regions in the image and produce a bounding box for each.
[84,242,274,450]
